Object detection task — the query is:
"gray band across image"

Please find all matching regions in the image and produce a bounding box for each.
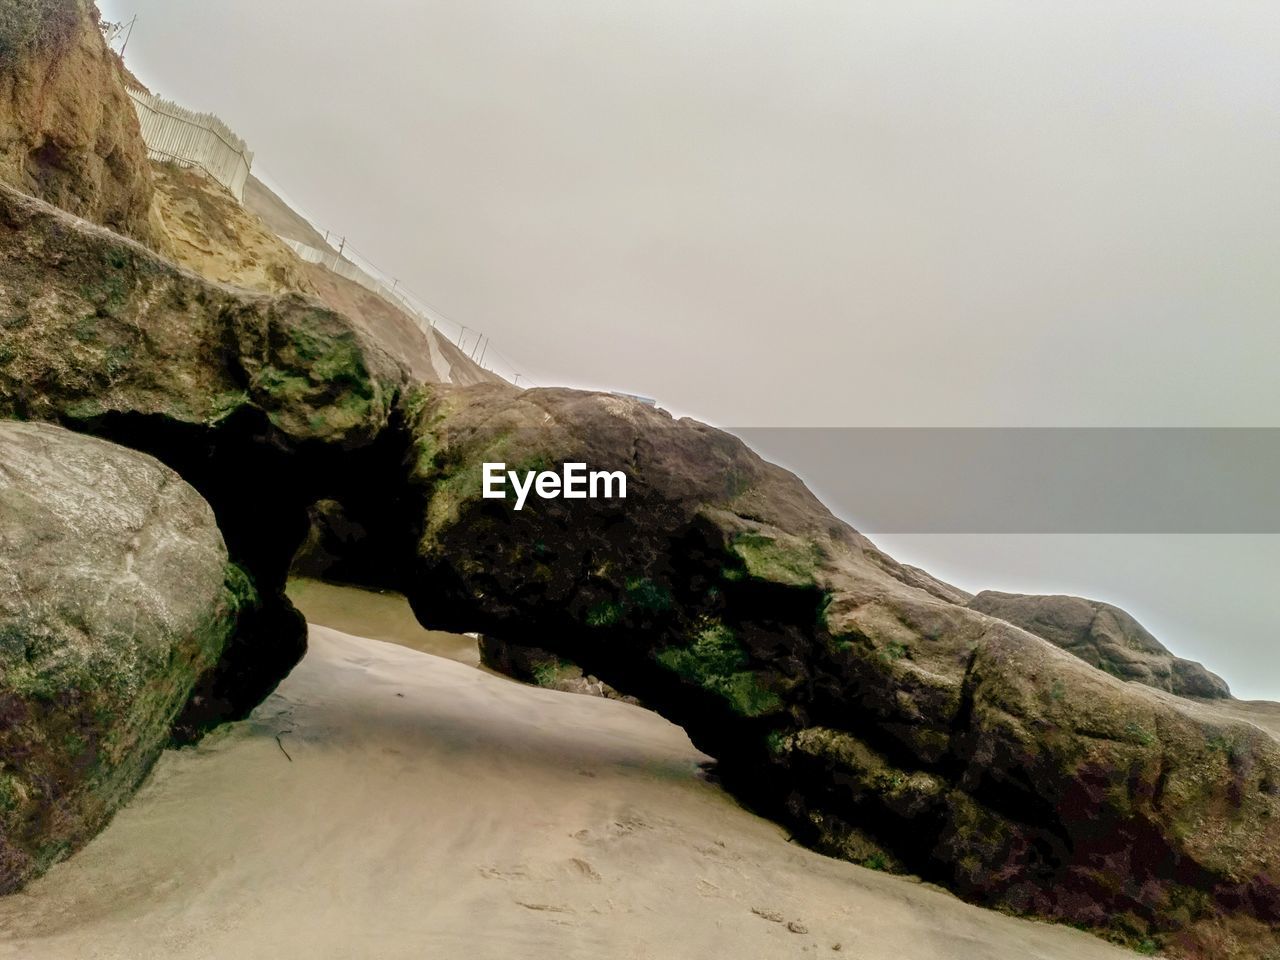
[734,428,1280,534]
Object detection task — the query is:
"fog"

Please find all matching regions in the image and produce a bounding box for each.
[100,0,1280,697]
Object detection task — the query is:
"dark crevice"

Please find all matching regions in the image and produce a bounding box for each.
[53,404,419,739]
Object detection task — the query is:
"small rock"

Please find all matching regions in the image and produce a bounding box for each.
[787,921,809,934]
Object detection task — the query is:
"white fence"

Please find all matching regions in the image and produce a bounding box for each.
[127,90,253,201]
[281,238,393,300]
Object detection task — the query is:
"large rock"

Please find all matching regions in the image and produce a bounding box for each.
[0,0,164,248]
[401,383,1280,959]
[0,183,402,442]
[969,590,1231,699]
[0,420,251,891]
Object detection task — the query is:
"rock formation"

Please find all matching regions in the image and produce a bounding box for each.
[969,591,1231,699]
[0,17,1276,952]
[1,183,1277,954]
[399,383,1280,959]
[0,181,409,735]
[0,0,164,248]
[0,420,254,892]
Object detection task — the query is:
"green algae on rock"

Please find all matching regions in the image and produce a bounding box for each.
[0,140,1275,956]
[0,183,413,736]
[0,184,402,444]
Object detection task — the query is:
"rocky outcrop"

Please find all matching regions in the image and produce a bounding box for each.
[969,591,1231,699]
[0,182,410,732]
[0,0,164,248]
[400,383,1280,959]
[0,184,402,438]
[0,420,253,892]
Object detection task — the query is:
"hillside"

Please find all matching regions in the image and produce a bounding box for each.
[243,172,331,249]
[149,161,498,385]
[301,262,502,386]
[151,162,317,295]
[241,173,503,385]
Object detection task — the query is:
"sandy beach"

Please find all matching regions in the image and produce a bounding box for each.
[0,585,1140,960]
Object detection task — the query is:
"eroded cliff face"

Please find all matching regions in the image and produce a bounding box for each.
[149,161,500,387]
[0,0,164,249]
[149,162,317,297]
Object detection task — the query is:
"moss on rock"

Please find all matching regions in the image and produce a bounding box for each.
[730,532,823,587]
[0,422,245,892]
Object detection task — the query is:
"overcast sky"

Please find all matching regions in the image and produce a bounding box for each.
[101,0,1280,698]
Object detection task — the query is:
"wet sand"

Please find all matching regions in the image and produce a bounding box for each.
[0,587,1138,960]
[285,578,482,666]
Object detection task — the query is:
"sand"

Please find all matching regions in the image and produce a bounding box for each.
[0,589,1140,960]
[151,163,318,297]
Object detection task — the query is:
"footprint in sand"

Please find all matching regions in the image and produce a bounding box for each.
[515,901,574,912]
[566,857,601,880]
[478,864,531,881]
[572,812,657,846]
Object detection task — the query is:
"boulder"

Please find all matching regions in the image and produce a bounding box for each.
[0,420,252,892]
[968,591,1231,699]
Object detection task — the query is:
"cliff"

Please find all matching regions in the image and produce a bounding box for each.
[0,0,164,248]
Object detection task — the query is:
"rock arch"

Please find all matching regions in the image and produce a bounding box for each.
[2,183,1277,958]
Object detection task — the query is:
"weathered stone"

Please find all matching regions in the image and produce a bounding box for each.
[0,0,165,248]
[0,183,401,441]
[478,635,640,704]
[398,382,1280,959]
[969,590,1231,699]
[0,421,250,891]
[0,183,413,733]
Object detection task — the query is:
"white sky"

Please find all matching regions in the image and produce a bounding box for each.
[100,0,1280,698]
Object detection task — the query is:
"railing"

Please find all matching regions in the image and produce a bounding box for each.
[127,90,253,201]
[120,85,528,384]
